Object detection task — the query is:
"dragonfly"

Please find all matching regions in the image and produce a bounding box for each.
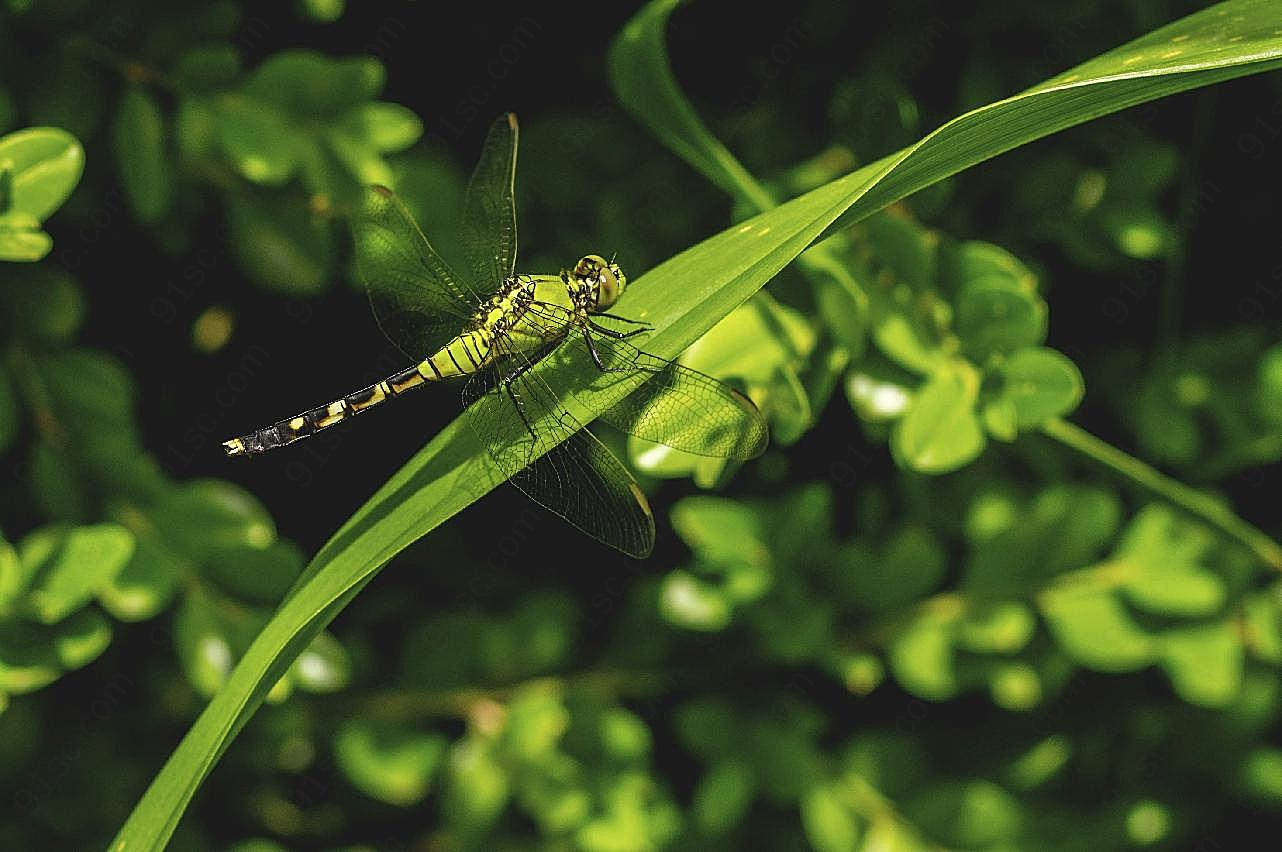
[221,113,768,557]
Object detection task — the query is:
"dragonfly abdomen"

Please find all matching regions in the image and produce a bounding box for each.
[221,332,491,457]
[422,329,492,379]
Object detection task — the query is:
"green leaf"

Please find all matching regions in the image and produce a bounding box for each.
[1255,343,1282,424]
[288,630,350,693]
[659,570,732,631]
[442,739,510,834]
[324,125,392,186]
[112,87,173,223]
[21,523,135,624]
[243,51,384,120]
[1115,505,1226,617]
[175,97,221,165]
[840,525,946,610]
[38,349,136,440]
[345,102,422,152]
[957,601,1037,654]
[892,366,986,473]
[0,622,60,694]
[801,782,860,852]
[1156,620,1243,707]
[904,780,1023,847]
[1243,591,1282,664]
[965,485,1121,593]
[203,540,304,604]
[98,535,184,622]
[0,265,85,343]
[669,496,768,568]
[0,533,23,615]
[988,661,1043,711]
[53,608,113,669]
[114,3,1282,846]
[889,616,957,701]
[0,217,52,262]
[1039,585,1154,672]
[226,191,334,293]
[299,0,345,24]
[987,347,1084,430]
[174,587,237,697]
[215,97,299,185]
[152,480,275,562]
[335,719,446,806]
[950,250,1046,361]
[0,127,84,221]
[692,760,754,836]
[172,45,242,92]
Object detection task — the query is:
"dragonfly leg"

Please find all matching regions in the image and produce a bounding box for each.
[583,328,608,370]
[587,319,648,341]
[581,328,663,378]
[501,363,539,444]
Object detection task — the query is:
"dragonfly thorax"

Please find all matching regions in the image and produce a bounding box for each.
[571,254,627,313]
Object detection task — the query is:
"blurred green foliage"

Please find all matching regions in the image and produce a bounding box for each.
[3,0,1282,849]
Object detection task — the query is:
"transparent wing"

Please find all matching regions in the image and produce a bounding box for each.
[524,303,770,460]
[461,113,519,293]
[352,185,481,359]
[461,336,655,559]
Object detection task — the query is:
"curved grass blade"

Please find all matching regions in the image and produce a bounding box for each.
[113,3,1282,847]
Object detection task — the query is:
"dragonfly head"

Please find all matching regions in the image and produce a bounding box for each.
[574,254,628,312]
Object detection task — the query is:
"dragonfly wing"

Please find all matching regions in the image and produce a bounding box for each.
[461,340,655,559]
[524,304,769,461]
[461,113,519,293]
[352,185,480,359]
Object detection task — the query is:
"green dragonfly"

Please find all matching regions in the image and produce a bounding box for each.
[222,113,767,557]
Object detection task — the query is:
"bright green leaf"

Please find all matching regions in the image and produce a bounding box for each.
[22,523,135,624]
[0,126,84,220]
[1039,585,1154,672]
[957,601,1037,654]
[889,616,957,701]
[659,570,731,631]
[289,630,350,693]
[53,608,113,670]
[335,719,446,806]
[892,367,985,473]
[346,102,422,152]
[1156,620,1243,707]
[993,347,1084,429]
[801,782,860,852]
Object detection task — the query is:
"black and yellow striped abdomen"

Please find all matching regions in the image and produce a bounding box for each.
[221,328,495,457]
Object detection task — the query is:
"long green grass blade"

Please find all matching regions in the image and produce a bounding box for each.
[113,2,1282,847]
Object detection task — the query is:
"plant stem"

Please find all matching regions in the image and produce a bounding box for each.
[1040,417,1282,572]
